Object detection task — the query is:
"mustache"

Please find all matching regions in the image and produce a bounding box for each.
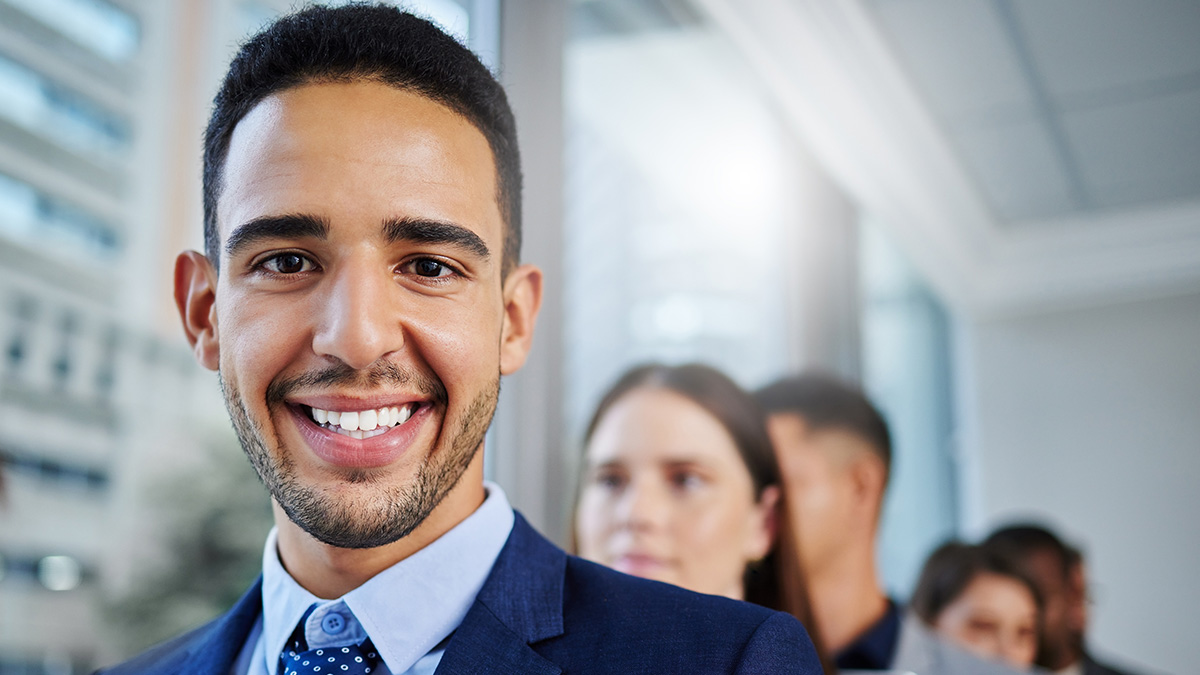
[265,361,448,407]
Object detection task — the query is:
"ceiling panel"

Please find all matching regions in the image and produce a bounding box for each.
[1014,0,1200,100]
[951,113,1076,221]
[1065,87,1200,210]
[867,0,1032,121]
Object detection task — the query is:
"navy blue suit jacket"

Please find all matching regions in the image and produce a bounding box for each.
[99,513,821,674]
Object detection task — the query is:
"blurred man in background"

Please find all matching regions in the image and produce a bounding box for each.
[757,373,1018,674]
[985,525,1143,675]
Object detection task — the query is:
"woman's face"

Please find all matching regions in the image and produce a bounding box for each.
[574,387,777,600]
[934,572,1040,670]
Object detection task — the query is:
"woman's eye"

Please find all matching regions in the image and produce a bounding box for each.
[405,258,456,278]
[670,472,704,490]
[262,253,312,274]
[592,471,625,491]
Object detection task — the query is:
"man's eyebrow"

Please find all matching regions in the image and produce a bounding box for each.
[224,214,329,259]
[383,217,491,261]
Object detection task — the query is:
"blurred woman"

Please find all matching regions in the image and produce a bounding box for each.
[910,541,1043,670]
[573,363,831,670]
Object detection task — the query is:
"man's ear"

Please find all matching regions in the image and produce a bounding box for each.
[746,484,780,562]
[498,263,543,375]
[175,250,220,371]
[848,451,887,520]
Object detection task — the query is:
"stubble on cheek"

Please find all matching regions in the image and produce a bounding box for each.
[218,368,499,550]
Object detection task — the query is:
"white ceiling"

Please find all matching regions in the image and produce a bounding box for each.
[695,0,1200,316]
[865,0,1200,224]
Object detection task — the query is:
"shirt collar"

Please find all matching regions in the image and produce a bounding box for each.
[261,481,515,674]
[834,598,902,670]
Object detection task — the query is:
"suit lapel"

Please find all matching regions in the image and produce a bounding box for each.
[432,601,561,675]
[434,514,564,675]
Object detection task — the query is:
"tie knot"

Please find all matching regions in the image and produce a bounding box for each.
[281,639,381,675]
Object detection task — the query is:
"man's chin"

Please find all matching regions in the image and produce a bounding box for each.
[223,370,499,550]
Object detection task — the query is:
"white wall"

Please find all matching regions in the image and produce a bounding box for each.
[957,291,1200,675]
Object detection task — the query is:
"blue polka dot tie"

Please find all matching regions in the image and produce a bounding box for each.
[279,615,381,675]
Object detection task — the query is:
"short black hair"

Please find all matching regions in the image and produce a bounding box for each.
[203,3,521,275]
[983,523,1074,581]
[910,541,1044,625]
[755,373,892,481]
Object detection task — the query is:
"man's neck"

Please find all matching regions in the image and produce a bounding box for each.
[274,471,486,599]
[809,545,890,654]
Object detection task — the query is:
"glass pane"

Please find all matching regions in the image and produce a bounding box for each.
[2,0,140,62]
[860,217,958,598]
[564,0,796,436]
[0,52,132,159]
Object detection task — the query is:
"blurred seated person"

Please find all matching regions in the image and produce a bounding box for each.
[756,373,1020,674]
[574,363,833,672]
[910,542,1042,670]
[985,525,1145,675]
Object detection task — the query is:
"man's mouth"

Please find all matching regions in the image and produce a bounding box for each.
[303,402,420,440]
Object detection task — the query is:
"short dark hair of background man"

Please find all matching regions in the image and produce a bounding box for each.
[757,374,1018,674]
[985,524,1145,675]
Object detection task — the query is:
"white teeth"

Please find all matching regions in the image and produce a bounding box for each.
[307,403,418,437]
[359,409,378,431]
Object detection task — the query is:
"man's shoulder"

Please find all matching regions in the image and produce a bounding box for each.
[94,619,218,675]
[93,577,263,675]
[543,554,820,672]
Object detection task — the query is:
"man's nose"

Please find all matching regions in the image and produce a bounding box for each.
[311,262,404,370]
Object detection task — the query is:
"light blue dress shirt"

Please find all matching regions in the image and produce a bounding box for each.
[232,482,515,675]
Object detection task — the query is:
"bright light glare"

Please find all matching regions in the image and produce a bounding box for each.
[37,555,82,591]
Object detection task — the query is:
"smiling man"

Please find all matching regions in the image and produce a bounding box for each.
[100,5,820,674]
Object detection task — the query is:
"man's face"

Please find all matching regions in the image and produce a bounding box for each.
[1024,549,1075,668]
[179,81,538,549]
[765,413,864,577]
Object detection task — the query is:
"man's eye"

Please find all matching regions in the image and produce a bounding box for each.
[261,253,312,274]
[404,258,456,278]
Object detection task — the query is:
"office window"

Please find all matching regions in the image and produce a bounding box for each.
[2,0,139,62]
[0,171,120,260]
[563,0,798,439]
[860,217,959,598]
[0,53,131,161]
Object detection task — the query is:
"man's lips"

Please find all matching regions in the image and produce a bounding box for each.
[285,397,433,469]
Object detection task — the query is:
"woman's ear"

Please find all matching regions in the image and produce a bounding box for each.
[499,263,543,375]
[175,250,220,371]
[746,484,781,562]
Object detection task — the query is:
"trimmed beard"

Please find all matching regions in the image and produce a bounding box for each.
[220,361,498,549]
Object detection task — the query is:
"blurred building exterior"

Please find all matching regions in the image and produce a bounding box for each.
[0,1,235,671]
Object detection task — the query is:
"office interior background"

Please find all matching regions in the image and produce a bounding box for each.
[0,0,1196,672]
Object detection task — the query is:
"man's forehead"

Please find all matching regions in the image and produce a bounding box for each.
[217,80,502,241]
